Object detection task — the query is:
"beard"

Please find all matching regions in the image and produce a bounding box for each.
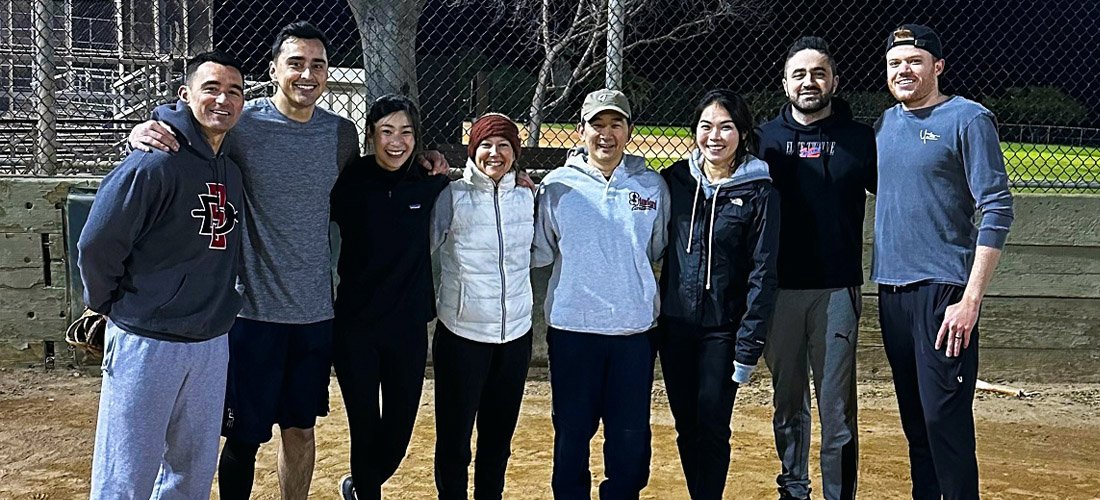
[789,90,833,114]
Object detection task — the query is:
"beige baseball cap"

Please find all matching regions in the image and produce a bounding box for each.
[580,89,632,122]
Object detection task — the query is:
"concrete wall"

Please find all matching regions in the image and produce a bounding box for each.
[2,177,1097,381]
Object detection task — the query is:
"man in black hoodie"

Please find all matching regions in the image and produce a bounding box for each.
[79,51,246,499]
[757,36,876,500]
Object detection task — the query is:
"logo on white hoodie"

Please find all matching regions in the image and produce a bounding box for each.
[629,191,657,211]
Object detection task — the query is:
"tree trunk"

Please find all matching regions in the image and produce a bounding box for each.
[526,56,556,147]
[347,0,425,106]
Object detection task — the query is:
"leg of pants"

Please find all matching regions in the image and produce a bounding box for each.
[90,323,228,500]
[548,328,605,500]
[808,288,860,500]
[335,318,428,500]
[472,332,532,500]
[659,321,737,500]
[598,331,656,500]
[434,323,493,500]
[765,289,816,499]
[880,283,980,500]
[658,323,703,497]
[218,439,260,500]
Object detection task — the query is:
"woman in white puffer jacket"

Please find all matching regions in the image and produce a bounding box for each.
[429,113,534,500]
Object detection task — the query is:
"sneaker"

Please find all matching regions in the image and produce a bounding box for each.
[339,474,356,500]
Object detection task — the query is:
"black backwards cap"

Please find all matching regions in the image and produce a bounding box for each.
[885,24,943,59]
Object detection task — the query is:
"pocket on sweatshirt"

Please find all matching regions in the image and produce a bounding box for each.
[155,274,203,319]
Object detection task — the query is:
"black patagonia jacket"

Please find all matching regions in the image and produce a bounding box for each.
[659,154,780,367]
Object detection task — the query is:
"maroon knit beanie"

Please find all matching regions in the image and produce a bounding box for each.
[468,113,522,160]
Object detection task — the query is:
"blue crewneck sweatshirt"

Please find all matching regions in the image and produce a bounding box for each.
[872,96,1014,286]
[78,100,245,341]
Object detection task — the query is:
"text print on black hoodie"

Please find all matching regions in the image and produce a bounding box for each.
[77,99,245,342]
[756,97,876,290]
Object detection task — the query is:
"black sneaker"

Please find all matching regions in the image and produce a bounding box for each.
[778,488,810,500]
[339,474,356,500]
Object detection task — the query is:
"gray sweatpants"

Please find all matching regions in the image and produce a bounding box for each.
[764,288,860,500]
[90,321,229,499]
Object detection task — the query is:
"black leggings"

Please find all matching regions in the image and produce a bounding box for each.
[433,323,532,500]
[332,317,428,500]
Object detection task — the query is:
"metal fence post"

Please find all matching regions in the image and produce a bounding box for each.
[605,0,625,91]
[33,0,59,175]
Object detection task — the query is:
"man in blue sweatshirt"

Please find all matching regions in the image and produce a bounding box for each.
[874,25,1013,500]
[533,89,669,499]
[79,51,246,499]
[757,36,876,500]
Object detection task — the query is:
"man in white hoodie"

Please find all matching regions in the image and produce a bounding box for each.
[533,89,670,498]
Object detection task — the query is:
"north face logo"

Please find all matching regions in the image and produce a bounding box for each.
[190,182,237,250]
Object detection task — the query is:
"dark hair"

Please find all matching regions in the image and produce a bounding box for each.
[784,36,837,75]
[185,51,243,84]
[367,94,423,156]
[691,89,757,166]
[271,21,330,60]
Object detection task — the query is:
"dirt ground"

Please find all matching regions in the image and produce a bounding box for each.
[1,367,1098,500]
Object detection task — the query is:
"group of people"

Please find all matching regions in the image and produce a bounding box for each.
[76,18,1013,500]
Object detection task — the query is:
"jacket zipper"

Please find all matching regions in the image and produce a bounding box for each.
[695,195,709,323]
[494,184,507,342]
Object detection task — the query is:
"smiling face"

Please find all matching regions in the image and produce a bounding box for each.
[695,102,740,172]
[784,48,838,115]
[179,61,245,144]
[886,45,945,109]
[579,110,631,172]
[371,111,415,171]
[269,37,328,112]
[474,136,515,181]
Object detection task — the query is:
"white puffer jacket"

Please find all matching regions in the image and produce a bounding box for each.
[430,159,535,343]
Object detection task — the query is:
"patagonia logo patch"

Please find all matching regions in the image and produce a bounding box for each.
[732,198,743,206]
[409,204,422,210]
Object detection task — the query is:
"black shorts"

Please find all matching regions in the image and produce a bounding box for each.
[222,317,333,444]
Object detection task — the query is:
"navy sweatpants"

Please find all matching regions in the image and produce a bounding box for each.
[547,327,656,500]
[879,283,980,500]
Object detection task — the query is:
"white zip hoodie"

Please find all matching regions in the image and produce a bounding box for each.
[532,152,670,335]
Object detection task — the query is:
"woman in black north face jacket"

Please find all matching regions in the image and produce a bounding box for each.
[658,89,781,500]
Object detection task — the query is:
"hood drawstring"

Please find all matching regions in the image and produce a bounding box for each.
[685,171,721,291]
[685,174,702,253]
[705,183,721,291]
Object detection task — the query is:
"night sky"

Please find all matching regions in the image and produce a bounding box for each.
[213,0,1099,128]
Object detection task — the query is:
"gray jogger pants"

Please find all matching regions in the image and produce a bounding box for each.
[764,287,860,500]
[90,321,229,500]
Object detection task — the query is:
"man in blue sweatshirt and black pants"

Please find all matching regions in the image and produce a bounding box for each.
[533,89,669,499]
[875,25,1013,499]
[78,51,246,499]
[757,37,876,500]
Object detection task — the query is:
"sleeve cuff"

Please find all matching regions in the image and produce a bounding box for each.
[976,227,1009,249]
[732,361,756,384]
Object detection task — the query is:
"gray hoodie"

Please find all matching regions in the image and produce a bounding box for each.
[533,153,670,335]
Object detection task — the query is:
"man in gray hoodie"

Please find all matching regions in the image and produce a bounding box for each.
[533,88,669,498]
[79,51,246,499]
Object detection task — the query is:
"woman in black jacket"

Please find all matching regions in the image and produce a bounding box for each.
[659,89,781,500]
[330,94,450,500]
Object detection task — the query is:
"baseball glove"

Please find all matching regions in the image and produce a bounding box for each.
[66,308,107,357]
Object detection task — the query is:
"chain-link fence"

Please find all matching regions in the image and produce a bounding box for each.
[2,0,1097,190]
